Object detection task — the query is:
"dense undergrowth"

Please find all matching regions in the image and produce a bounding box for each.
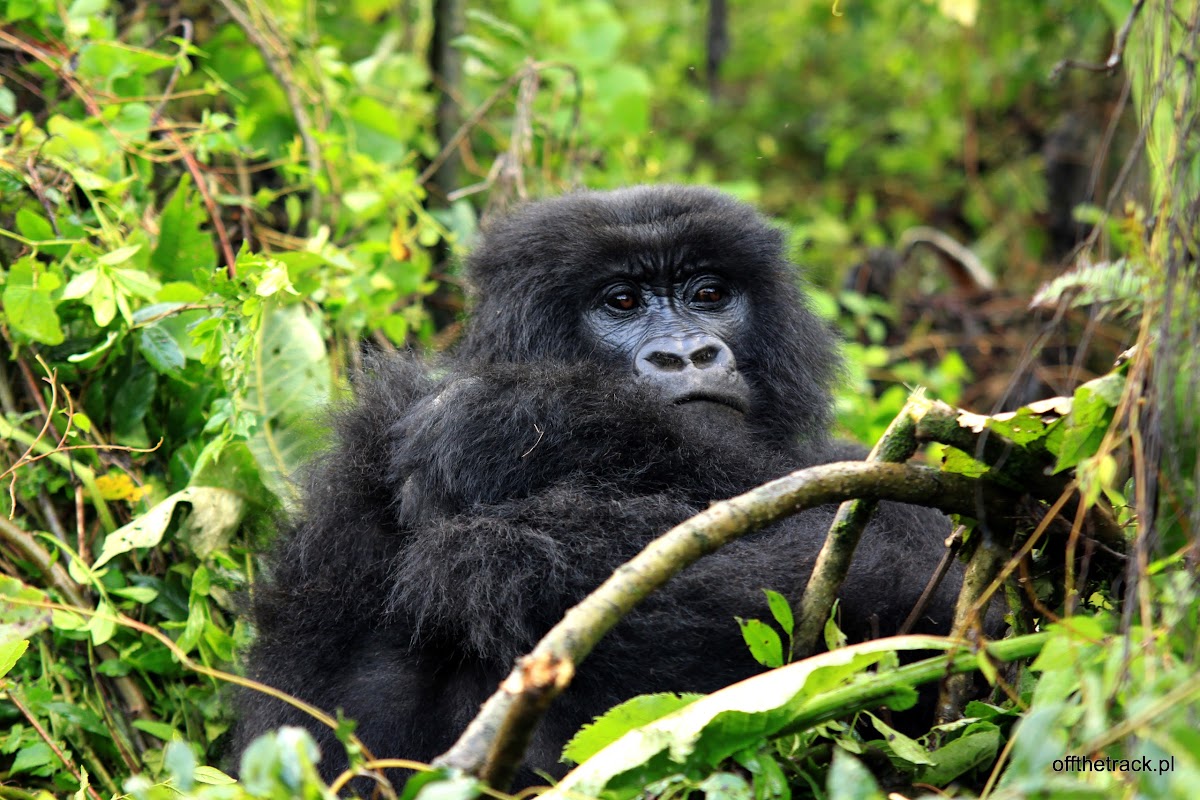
[1,1,1198,798]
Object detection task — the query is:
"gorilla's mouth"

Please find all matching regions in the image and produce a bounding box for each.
[672,392,749,414]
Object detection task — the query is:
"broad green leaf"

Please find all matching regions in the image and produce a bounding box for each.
[163,741,197,791]
[0,639,29,679]
[241,305,331,506]
[11,742,54,775]
[985,407,1049,446]
[93,486,245,568]
[110,266,161,298]
[133,719,180,741]
[44,115,105,165]
[152,175,215,280]
[1053,374,1124,473]
[14,207,54,242]
[90,271,118,326]
[62,268,100,299]
[110,585,159,603]
[2,256,64,344]
[240,726,323,796]
[738,617,784,668]
[564,693,703,765]
[137,324,186,376]
[697,772,752,800]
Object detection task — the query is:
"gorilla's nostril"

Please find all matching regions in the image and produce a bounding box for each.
[690,345,719,367]
[645,351,686,371]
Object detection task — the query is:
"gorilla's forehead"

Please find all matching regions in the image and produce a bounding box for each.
[470,185,787,288]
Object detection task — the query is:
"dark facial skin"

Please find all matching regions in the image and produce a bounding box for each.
[583,269,753,415]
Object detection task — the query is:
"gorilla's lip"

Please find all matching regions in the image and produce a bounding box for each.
[672,392,749,414]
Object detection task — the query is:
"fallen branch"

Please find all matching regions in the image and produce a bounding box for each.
[435,460,1015,786]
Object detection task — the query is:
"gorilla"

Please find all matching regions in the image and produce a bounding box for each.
[232,185,962,787]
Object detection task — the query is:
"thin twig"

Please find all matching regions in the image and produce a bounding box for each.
[212,0,324,228]
[5,688,104,800]
[1050,0,1146,79]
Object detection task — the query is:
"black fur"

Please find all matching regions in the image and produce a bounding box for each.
[232,186,960,786]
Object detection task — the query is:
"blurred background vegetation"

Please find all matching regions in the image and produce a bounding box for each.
[0,0,1197,798]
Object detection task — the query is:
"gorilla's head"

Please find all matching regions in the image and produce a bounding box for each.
[459,185,842,442]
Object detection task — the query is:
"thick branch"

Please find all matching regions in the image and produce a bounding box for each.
[435,460,1014,785]
[793,393,923,658]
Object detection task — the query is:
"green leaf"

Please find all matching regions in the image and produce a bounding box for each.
[733,749,790,800]
[2,256,64,344]
[86,597,116,645]
[0,640,30,679]
[97,244,143,266]
[826,749,885,800]
[737,617,784,668]
[110,585,159,603]
[163,741,197,791]
[110,266,162,298]
[137,324,186,376]
[92,486,244,568]
[564,693,703,765]
[11,742,54,775]
[193,766,237,785]
[764,589,794,638]
[239,726,323,796]
[15,207,54,242]
[0,576,52,645]
[867,712,934,765]
[90,271,118,327]
[1053,373,1124,473]
[152,175,215,280]
[111,360,157,442]
[241,305,331,507]
[132,719,180,741]
[697,772,752,800]
[915,725,1000,785]
[62,267,100,299]
[985,407,1049,446]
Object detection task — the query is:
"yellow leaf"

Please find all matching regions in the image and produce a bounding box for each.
[95,473,149,502]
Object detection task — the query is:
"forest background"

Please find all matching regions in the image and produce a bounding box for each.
[0,1,1198,799]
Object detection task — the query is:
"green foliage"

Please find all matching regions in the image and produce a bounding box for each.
[1031,258,1149,316]
[547,636,1042,800]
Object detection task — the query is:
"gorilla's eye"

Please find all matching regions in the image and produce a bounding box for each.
[693,285,726,305]
[605,289,639,311]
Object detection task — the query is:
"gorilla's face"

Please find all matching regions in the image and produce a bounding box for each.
[583,265,752,417]
[461,186,841,443]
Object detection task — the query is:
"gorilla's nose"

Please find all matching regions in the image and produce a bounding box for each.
[636,335,736,374]
[635,335,749,413]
